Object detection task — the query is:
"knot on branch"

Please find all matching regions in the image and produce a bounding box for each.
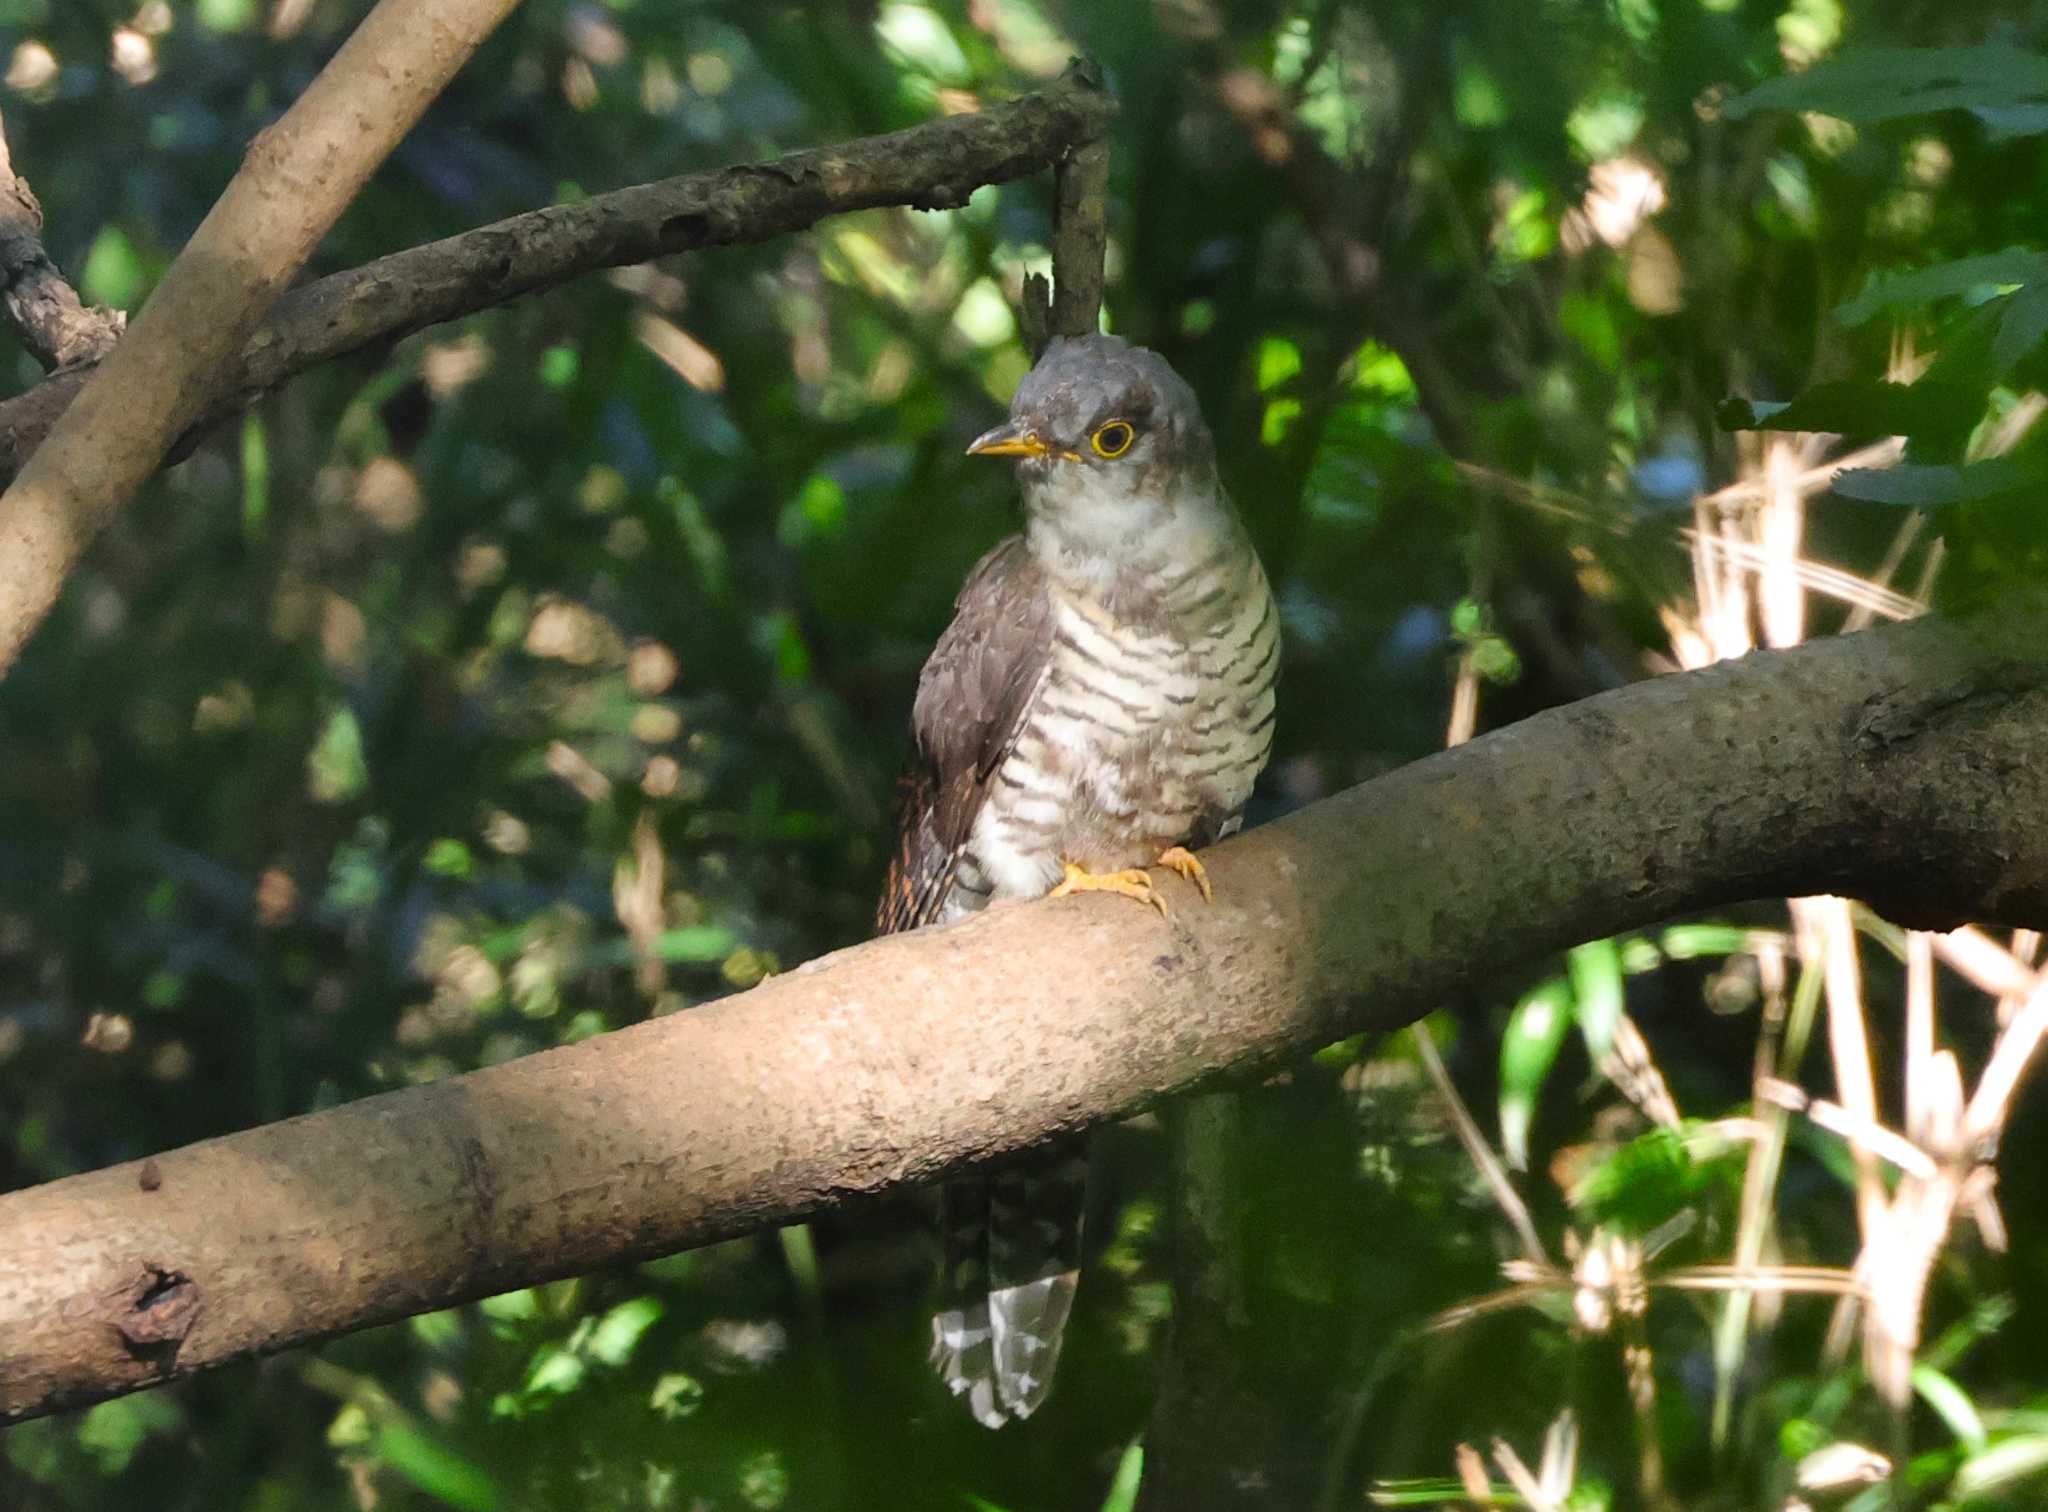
[109,1262,203,1361]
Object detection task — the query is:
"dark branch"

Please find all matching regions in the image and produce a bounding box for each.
[0,64,1118,488]
[0,111,124,373]
[1020,57,1112,355]
[1049,126,1111,334]
[2,600,2046,1424]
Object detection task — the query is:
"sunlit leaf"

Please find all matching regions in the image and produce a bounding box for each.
[649,1372,705,1421]
[1565,1121,1744,1234]
[1500,979,1572,1171]
[586,1296,664,1367]
[478,1288,541,1325]
[737,1448,790,1509]
[1567,938,1624,1062]
[1952,1433,2048,1498]
[521,1343,585,1399]
[373,1424,500,1512]
[654,926,736,961]
[80,225,147,308]
[424,839,474,879]
[1914,1364,1989,1452]
[1099,1441,1144,1512]
[75,1396,179,1477]
[307,708,368,804]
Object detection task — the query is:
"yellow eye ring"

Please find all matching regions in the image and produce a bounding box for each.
[1090,420,1135,459]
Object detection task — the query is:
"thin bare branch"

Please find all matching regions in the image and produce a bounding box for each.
[0,54,1116,675]
[0,0,524,676]
[1414,1023,1549,1269]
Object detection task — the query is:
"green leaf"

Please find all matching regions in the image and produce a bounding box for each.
[1833,250,2048,326]
[307,708,368,804]
[1099,1441,1144,1512]
[409,1309,464,1353]
[1952,1433,2048,1498]
[1830,458,2029,507]
[197,0,260,30]
[1566,1121,1744,1234]
[76,1396,178,1476]
[521,1343,585,1398]
[1716,379,1985,444]
[656,925,737,961]
[539,345,581,389]
[1924,1294,2017,1373]
[1995,283,2048,369]
[1257,337,1303,392]
[1659,925,1752,960]
[737,1448,790,1509]
[373,1424,499,1512]
[649,1372,705,1421]
[81,226,147,308]
[1500,979,1573,1171]
[423,839,474,879]
[240,414,269,541]
[477,1288,541,1324]
[585,1295,664,1366]
[1723,46,2048,129]
[1568,937,1625,1062]
[1914,1364,1988,1452]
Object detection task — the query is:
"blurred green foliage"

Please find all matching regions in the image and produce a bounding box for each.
[4,1,2048,1509]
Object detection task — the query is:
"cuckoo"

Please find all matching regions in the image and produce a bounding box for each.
[878,333,1279,1426]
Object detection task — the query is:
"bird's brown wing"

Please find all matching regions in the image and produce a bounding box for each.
[877,534,1052,935]
[877,535,1077,1427]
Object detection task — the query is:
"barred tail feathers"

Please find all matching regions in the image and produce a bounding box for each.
[930,1140,1088,1427]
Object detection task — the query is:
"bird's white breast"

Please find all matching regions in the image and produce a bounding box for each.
[963,550,1278,907]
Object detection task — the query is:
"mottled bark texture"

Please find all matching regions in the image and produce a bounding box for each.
[0,114,124,373]
[2,601,2046,1423]
[0,0,525,676]
[1020,58,1112,355]
[0,64,1118,622]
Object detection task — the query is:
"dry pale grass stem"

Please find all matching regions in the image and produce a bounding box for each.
[1416,374,2048,1499]
[1664,412,2048,1438]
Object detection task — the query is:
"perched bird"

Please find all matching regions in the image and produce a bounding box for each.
[878,333,1280,1426]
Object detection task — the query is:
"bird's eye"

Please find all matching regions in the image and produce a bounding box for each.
[1090,420,1136,459]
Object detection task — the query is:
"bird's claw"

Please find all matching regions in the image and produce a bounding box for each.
[1049,862,1170,919]
[1156,846,1213,904]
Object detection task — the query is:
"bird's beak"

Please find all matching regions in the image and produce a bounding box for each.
[966,421,1057,459]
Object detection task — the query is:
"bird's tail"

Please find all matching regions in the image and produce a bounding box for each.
[929,1137,1089,1428]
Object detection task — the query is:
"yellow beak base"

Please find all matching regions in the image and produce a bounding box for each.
[965,422,1051,459]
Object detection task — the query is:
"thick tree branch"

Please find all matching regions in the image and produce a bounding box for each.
[3,604,2047,1423]
[0,0,523,676]
[0,66,1119,578]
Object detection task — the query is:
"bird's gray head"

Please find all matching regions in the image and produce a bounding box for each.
[967,335,1230,573]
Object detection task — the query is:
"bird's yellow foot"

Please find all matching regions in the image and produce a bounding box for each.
[1049,862,1169,919]
[1156,846,1213,904]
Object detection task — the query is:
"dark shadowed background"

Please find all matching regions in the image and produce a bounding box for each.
[5,1,2048,1508]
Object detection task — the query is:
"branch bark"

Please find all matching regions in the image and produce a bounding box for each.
[2,602,2047,1424]
[0,65,1118,594]
[0,0,523,676]
[0,111,124,373]
[1019,58,1113,355]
